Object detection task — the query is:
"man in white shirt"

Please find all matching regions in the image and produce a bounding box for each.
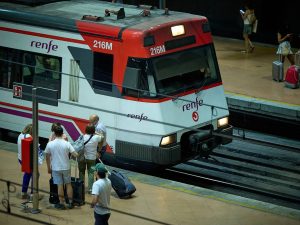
[91,163,111,225]
[89,114,107,159]
[45,126,78,209]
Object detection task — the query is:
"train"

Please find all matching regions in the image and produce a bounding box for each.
[0,0,232,167]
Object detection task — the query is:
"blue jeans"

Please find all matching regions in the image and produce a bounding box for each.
[94,212,110,225]
[19,159,32,193]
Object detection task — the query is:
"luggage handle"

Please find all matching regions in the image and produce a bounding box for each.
[295,52,300,67]
[97,158,111,176]
[112,169,126,179]
[71,157,79,181]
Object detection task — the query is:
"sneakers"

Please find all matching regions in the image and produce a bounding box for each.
[21,192,29,200]
[54,203,74,210]
[29,194,44,202]
[54,203,66,210]
[67,203,74,209]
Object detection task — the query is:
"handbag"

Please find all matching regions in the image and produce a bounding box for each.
[72,134,93,161]
[252,19,258,33]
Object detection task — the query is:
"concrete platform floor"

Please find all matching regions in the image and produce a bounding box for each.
[0,141,300,225]
[214,36,300,106]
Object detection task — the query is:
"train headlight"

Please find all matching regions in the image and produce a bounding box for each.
[160,133,177,147]
[171,25,185,36]
[217,117,229,128]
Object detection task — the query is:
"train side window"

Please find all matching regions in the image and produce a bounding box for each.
[93,52,113,92]
[0,46,61,98]
[32,54,61,95]
[0,47,22,89]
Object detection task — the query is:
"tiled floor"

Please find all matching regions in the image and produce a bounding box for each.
[214,36,300,106]
[0,141,300,225]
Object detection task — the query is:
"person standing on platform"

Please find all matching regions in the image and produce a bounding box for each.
[17,124,33,199]
[48,122,68,142]
[89,114,107,160]
[91,163,111,225]
[276,24,295,65]
[45,125,78,209]
[78,124,103,194]
[240,2,256,53]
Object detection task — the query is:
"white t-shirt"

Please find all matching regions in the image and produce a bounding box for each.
[95,122,107,146]
[17,133,32,161]
[44,138,75,171]
[92,177,111,215]
[84,134,102,160]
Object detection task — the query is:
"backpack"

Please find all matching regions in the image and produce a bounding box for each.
[284,65,299,89]
[71,135,93,161]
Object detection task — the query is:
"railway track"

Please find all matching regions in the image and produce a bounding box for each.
[161,129,300,209]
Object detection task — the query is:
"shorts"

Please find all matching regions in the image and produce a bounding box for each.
[243,24,252,35]
[52,170,71,185]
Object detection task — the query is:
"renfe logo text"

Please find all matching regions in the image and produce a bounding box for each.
[31,40,58,53]
[182,97,203,112]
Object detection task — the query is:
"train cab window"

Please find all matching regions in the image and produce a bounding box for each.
[151,45,220,96]
[123,57,156,98]
[93,52,113,92]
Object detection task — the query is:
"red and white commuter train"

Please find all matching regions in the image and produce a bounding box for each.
[0,0,232,166]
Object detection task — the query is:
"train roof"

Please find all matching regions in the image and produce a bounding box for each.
[0,0,206,34]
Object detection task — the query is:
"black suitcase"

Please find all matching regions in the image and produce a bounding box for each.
[97,158,136,199]
[49,177,69,204]
[109,170,136,198]
[70,158,85,205]
[71,177,85,205]
[49,177,59,204]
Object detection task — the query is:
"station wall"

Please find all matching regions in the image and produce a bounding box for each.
[137,0,300,48]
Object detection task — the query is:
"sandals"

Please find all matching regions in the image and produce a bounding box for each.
[249,46,255,53]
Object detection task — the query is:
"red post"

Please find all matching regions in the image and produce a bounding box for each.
[21,137,33,173]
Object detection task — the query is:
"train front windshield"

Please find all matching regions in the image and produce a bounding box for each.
[124,45,221,98]
[152,45,220,96]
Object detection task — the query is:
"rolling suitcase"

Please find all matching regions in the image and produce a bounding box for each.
[49,177,68,204]
[108,170,136,198]
[97,158,136,198]
[272,55,284,82]
[49,176,59,204]
[70,158,85,205]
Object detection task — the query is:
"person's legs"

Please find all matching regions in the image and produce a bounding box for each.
[94,211,103,225]
[22,172,32,195]
[62,170,73,209]
[103,213,110,225]
[87,159,96,192]
[243,33,249,52]
[94,212,110,225]
[57,184,65,205]
[287,54,295,65]
[52,170,66,209]
[78,160,86,183]
[248,38,254,52]
[65,183,74,208]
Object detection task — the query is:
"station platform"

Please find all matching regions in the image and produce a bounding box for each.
[214,36,300,121]
[1,141,300,225]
